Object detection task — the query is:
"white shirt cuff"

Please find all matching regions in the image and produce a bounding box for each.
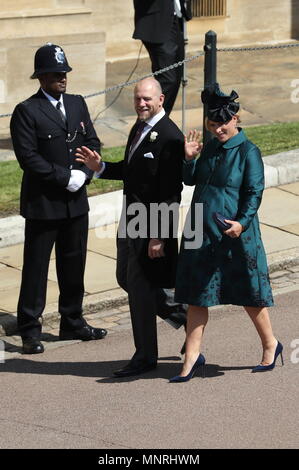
[95,161,106,178]
[67,170,87,192]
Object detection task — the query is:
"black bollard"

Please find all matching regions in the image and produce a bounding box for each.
[203,30,217,145]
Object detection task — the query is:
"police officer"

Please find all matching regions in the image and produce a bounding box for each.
[10,43,107,354]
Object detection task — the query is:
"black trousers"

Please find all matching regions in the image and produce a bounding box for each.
[143,16,184,114]
[116,237,186,365]
[18,214,88,339]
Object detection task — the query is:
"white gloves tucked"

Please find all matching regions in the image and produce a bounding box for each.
[67,169,87,192]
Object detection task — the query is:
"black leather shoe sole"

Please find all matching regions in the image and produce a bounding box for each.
[113,363,157,378]
[22,339,44,355]
[59,326,107,341]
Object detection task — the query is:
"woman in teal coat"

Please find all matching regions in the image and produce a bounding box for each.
[171,84,283,382]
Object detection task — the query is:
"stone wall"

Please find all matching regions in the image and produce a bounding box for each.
[85,0,299,59]
[0,0,298,136]
[1,0,297,59]
[0,33,105,138]
[0,0,106,137]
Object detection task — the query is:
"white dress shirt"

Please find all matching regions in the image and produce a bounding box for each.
[41,88,66,118]
[174,0,183,17]
[95,108,166,178]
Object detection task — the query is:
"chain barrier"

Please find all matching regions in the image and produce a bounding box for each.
[79,51,205,99]
[217,42,299,53]
[0,42,299,119]
[0,51,204,119]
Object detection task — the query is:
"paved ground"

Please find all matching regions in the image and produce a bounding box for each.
[95,43,299,147]
[0,286,298,449]
[1,262,299,359]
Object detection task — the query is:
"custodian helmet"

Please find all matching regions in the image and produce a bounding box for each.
[31,43,72,79]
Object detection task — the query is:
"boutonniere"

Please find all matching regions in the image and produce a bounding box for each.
[149,131,158,142]
[80,121,86,135]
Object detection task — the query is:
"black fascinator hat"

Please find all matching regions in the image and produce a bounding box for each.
[201,83,240,123]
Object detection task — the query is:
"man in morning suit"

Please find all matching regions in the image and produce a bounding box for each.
[76,78,187,377]
[133,0,192,114]
[10,43,107,354]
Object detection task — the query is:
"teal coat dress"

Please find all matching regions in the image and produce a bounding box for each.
[175,129,274,307]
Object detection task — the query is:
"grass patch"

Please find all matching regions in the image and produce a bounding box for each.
[244,122,299,156]
[0,146,125,217]
[1,121,299,217]
[87,146,124,197]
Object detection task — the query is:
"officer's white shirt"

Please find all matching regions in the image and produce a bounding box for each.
[41,88,66,117]
[41,88,86,192]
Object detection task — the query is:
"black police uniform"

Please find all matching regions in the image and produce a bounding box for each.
[10,44,101,340]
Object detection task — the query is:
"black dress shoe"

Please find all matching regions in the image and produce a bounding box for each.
[22,338,44,355]
[113,362,157,378]
[59,324,107,341]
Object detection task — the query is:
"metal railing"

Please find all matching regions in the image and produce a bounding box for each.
[191,0,227,17]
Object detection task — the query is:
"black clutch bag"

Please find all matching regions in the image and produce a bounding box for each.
[213,212,232,231]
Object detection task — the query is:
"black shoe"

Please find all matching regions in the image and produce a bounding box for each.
[22,338,44,355]
[113,362,157,378]
[59,324,107,341]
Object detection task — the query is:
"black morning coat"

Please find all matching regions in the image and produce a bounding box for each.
[10,89,101,220]
[102,114,185,288]
[133,0,192,44]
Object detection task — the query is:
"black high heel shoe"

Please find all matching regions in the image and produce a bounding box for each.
[252,341,284,373]
[169,353,206,382]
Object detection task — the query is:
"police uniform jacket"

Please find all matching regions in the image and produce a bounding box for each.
[10,89,100,220]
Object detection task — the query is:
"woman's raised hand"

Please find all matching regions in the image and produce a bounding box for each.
[184,130,203,161]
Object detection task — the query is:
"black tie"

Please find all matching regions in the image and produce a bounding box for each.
[128,121,147,162]
[56,101,66,124]
[130,121,147,151]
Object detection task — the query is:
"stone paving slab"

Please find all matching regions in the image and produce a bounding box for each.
[281,223,299,236]
[87,226,117,259]
[47,251,118,294]
[260,224,299,253]
[279,182,299,196]
[258,188,299,227]
[0,243,24,268]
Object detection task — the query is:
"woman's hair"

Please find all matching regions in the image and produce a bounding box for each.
[205,114,241,131]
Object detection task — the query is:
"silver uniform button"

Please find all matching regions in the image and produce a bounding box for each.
[48,134,52,139]
[69,165,73,169]
[69,149,72,152]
